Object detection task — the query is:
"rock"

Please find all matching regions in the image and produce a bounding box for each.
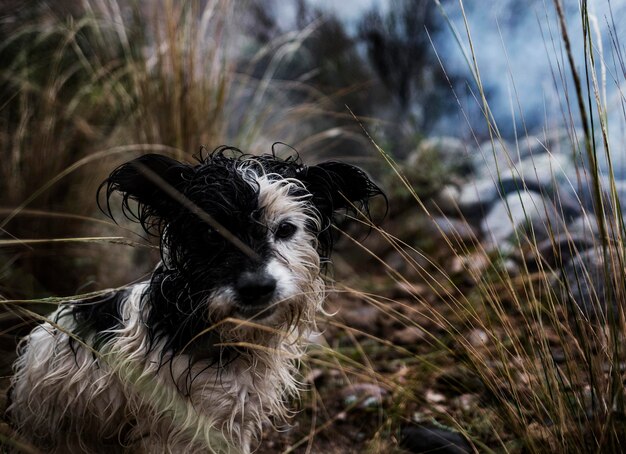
[568,211,600,238]
[337,305,380,332]
[391,326,427,345]
[458,131,581,227]
[457,175,557,222]
[409,136,472,175]
[452,394,477,412]
[467,329,489,348]
[551,186,583,222]
[385,248,430,281]
[425,389,447,404]
[392,282,428,298]
[564,174,626,212]
[341,383,387,408]
[474,139,517,179]
[527,233,595,268]
[481,190,566,251]
[502,151,576,193]
[457,178,500,218]
[477,129,577,178]
[430,216,479,244]
[501,258,521,276]
[517,128,580,160]
[450,253,490,279]
[400,424,472,454]
[435,367,485,395]
[434,184,462,213]
[561,246,622,320]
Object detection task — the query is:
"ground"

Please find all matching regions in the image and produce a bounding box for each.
[259,273,488,453]
[0,236,612,453]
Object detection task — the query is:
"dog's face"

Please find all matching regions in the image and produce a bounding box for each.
[101,148,381,353]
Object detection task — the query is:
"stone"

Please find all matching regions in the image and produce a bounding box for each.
[391,326,427,345]
[568,211,600,238]
[430,216,479,244]
[385,248,430,282]
[457,178,500,217]
[409,136,473,175]
[474,139,517,179]
[528,233,595,268]
[517,128,580,160]
[425,389,446,404]
[481,190,566,251]
[337,305,380,332]
[450,253,490,279]
[341,383,387,408]
[400,424,472,454]
[459,132,581,228]
[564,174,626,213]
[453,394,477,412]
[467,328,489,348]
[434,184,462,213]
[503,150,576,192]
[561,246,622,320]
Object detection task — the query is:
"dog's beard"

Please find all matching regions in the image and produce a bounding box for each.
[205,281,320,349]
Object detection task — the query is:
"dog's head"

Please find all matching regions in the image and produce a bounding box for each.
[101,147,382,354]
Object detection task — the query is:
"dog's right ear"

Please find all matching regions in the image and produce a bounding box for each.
[99,154,192,234]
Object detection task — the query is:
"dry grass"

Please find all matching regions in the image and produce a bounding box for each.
[296,0,626,452]
[2,0,626,453]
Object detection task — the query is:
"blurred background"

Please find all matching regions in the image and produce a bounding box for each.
[2,0,625,297]
[2,1,626,452]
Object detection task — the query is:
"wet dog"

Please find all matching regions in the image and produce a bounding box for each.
[7,147,382,453]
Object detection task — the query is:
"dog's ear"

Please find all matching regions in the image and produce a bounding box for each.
[301,161,383,259]
[303,161,382,219]
[99,154,193,233]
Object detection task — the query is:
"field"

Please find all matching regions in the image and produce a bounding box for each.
[1,1,625,452]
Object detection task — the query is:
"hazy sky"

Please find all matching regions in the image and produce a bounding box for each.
[275,0,626,173]
[275,0,388,29]
[308,0,387,22]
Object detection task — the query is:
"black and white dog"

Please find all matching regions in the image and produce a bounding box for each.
[8,148,382,453]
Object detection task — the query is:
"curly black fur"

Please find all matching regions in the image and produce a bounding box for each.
[92,146,383,364]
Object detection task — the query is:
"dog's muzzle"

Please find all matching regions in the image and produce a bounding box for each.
[234,271,277,317]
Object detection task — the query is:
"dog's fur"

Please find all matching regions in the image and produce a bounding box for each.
[7,148,381,453]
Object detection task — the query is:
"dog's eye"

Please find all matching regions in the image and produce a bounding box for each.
[275,221,297,240]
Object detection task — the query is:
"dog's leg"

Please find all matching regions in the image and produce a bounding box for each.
[9,321,126,450]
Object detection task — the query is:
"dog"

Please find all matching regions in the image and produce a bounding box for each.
[7,147,382,453]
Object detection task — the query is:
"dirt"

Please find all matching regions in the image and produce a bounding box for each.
[0,250,536,453]
[256,280,478,453]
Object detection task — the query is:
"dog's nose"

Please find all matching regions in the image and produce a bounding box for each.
[235,272,277,305]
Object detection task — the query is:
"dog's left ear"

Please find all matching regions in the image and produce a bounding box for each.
[99,154,193,234]
[302,161,383,221]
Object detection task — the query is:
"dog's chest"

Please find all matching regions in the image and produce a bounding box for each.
[184,359,269,418]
